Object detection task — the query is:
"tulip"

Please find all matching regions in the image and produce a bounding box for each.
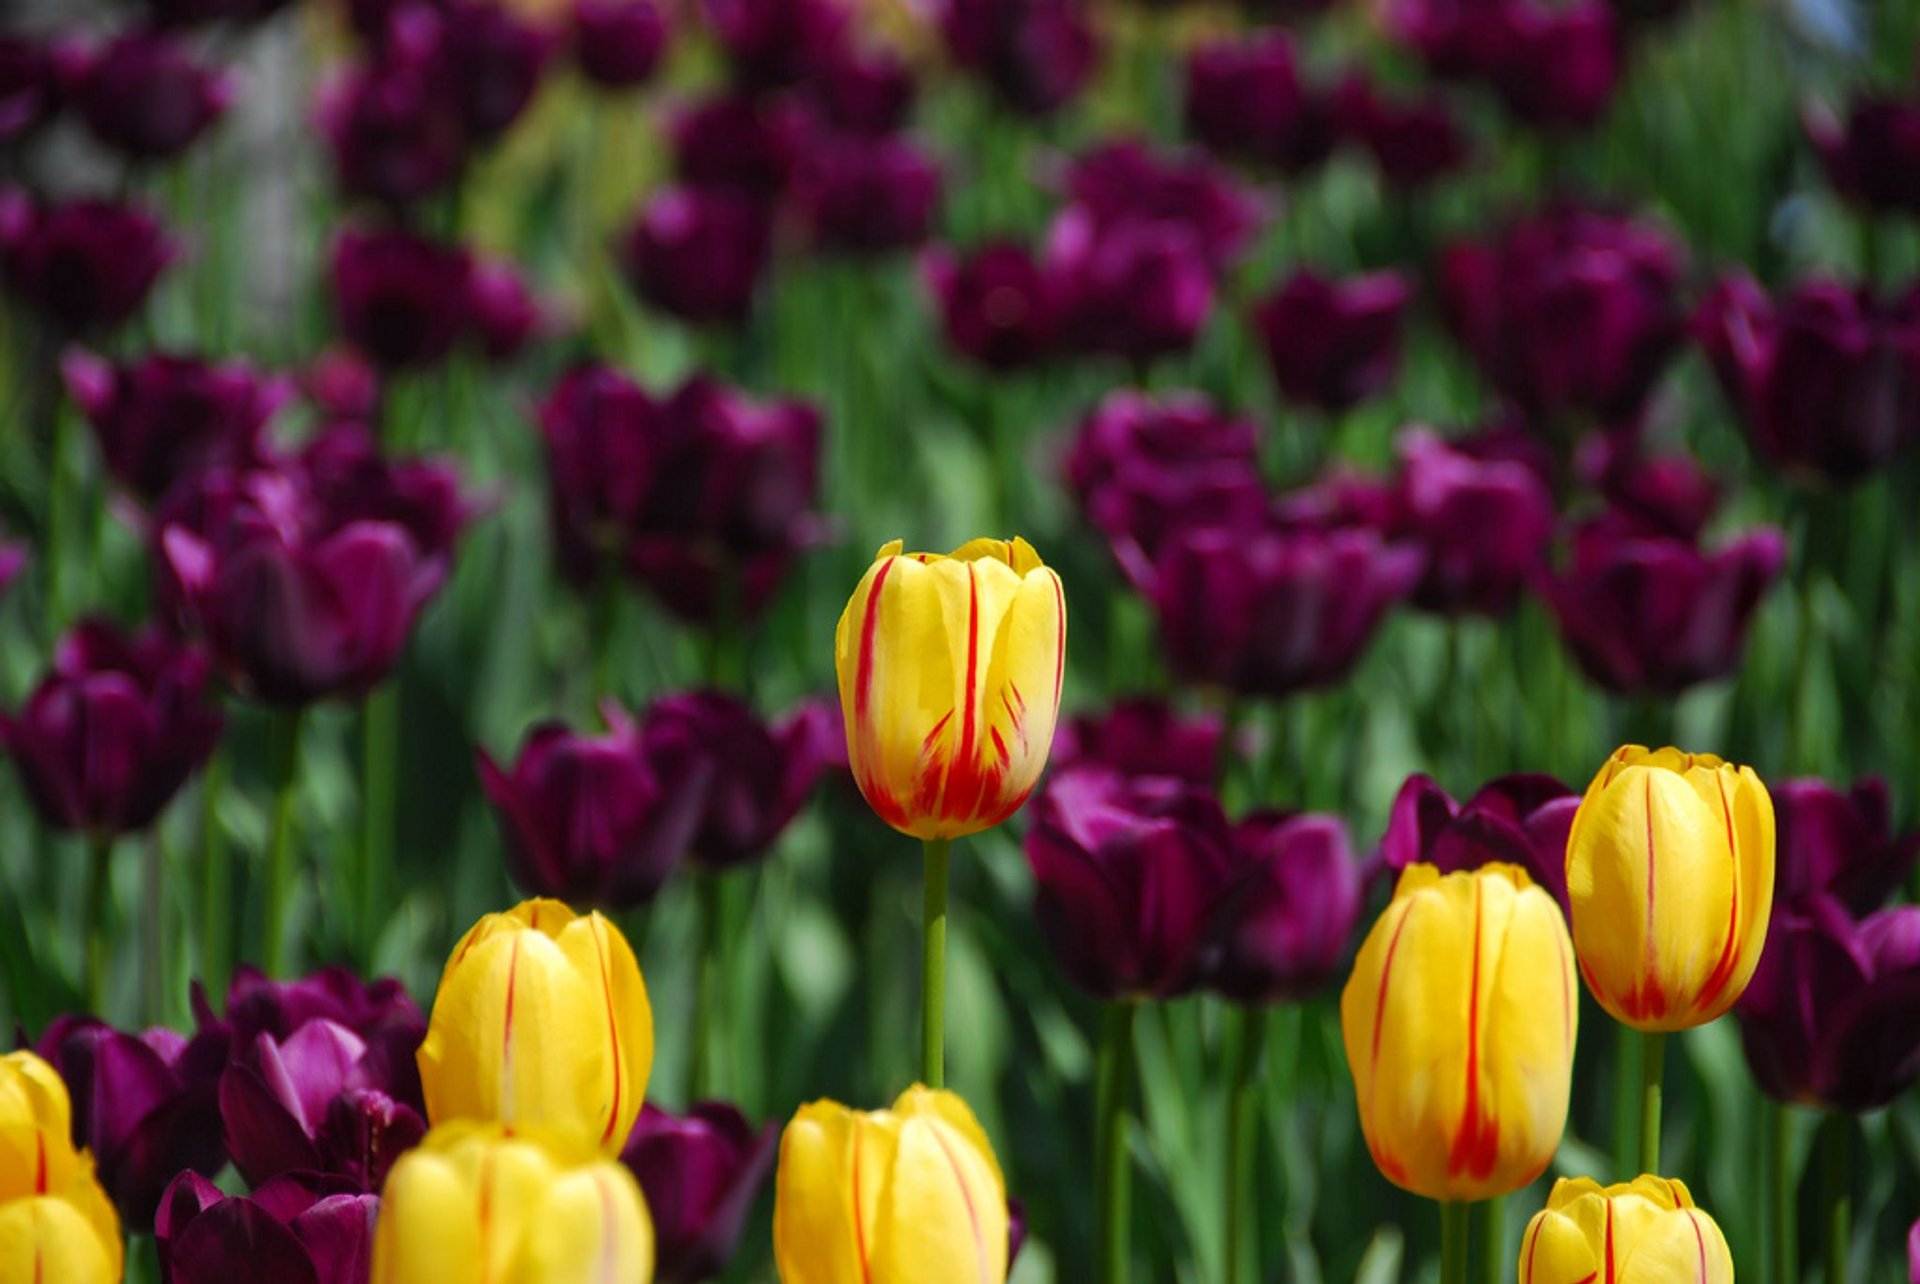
[792,130,943,255]
[1063,140,1260,273]
[61,349,288,503]
[0,35,59,144]
[1577,434,1719,541]
[1389,427,1557,616]
[330,227,474,371]
[1183,33,1337,174]
[1382,773,1578,913]
[439,0,552,141]
[315,54,466,208]
[804,47,915,135]
[1046,209,1215,364]
[623,185,773,326]
[465,256,545,361]
[158,1170,376,1284]
[0,1050,124,1284]
[620,1102,777,1283]
[372,1121,654,1284]
[537,362,656,587]
[0,190,173,334]
[1340,863,1578,1201]
[922,241,1061,371]
[1517,1176,1733,1284]
[702,0,848,89]
[1251,269,1413,413]
[308,347,383,424]
[417,898,653,1151]
[1206,811,1362,1004]
[773,1086,1009,1284]
[1694,272,1920,485]
[200,964,426,1051]
[936,0,1099,116]
[670,94,801,199]
[1481,1,1621,130]
[1806,95,1920,218]
[645,692,831,868]
[1335,73,1469,188]
[292,425,473,563]
[1052,698,1224,788]
[1769,776,1920,914]
[573,0,671,89]
[57,30,235,160]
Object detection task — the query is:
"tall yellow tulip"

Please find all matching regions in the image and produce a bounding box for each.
[1340,863,1577,1202]
[1566,746,1775,1032]
[773,1085,1009,1284]
[833,537,1066,842]
[417,898,653,1151]
[1518,1175,1734,1284]
[372,1121,655,1284]
[0,1051,123,1284]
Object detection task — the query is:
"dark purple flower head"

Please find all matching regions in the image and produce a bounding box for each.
[438,0,553,140]
[1769,777,1920,916]
[620,1102,777,1283]
[937,0,1099,116]
[921,240,1061,371]
[574,0,672,89]
[0,190,173,334]
[1380,772,1577,912]
[672,93,802,198]
[1183,33,1337,175]
[1736,896,1920,1113]
[643,692,830,869]
[803,45,916,135]
[307,348,383,424]
[62,349,289,504]
[1052,698,1224,788]
[56,30,236,160]
[197,964,425,1051]
[1440,201,1684,423]
[1482,1,1620,130]
[792,129,942,255]
[329,227,473,371]
[1025,768,1237,1001]
[0,34,61,144]
[1335,72,1470,187]
[33,1016,228,1232]
[623,185,772,326]
[537,362,656,586]
[702,0,848,90]
[1251,268,1412,413]
[295,423,474,561]
[1538,514,1785,696]
[0,620,224,837]
[1694,272,1920,486]
[1389,427,1557,615]
[1045,208,1215,365]
[1062,139,1261,272]
[1806,95,1920,218]
[465,255,546,361]
[1577,433,1719,541]
[315,52,466,208]
[1203,812,1362,1004]
[157,1170,377,1284]
[478,702,713,909]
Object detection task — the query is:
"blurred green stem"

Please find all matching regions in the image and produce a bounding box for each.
[692,870,724,1099]
[262,709,307,977]
[1472,1195,1505,1284]
[200,746,230,1000]
[1222,1005,1263,1284]
[590,563,620,701]
[1638,1031,1666,1175]
[84,837,112,1015]
[142,832,164,1026]
[1824,1115,1850,1284]
[921,837,951,1088]
[1768,1102,1798,1284]
[1095,1001,1138,1284]
[45,376,72,630]
[1440,1201,1470,1284]
[1611,1027,1640,1177]
[359,685,397,968]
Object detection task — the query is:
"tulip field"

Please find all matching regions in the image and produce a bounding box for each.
[6,0,1920,1278]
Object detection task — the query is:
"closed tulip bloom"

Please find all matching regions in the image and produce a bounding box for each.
[1807,95,1920,218]
[671,94,801,199]
[1063,140,1261,272]
[645,692,831,869]
[1382,772,1578,912]
[1252,268,1413,413]
[793,131,942,255]
[466,256,546,361]
[439,0,552,141]
[0,190,173,334]
[1769,776,1920,914]
[315,54,466,208]
[922,241,1061,370]
[1206,811,1362,1004]
[774,1086,1009,1284]
[1482,1,1620,131]
[158,1170,377,1284]
[804,46,915,136]
[1518,1176,1733,1284]
[1046,209,1215,365]
[1390,427,1557,616]
[1578,434,1719,541]
[834,537,1066,841]
[574,0,671,89]
[537,362,655,586]
[1335,73,1469,188]
[621,1102,777,1283]
[1052,698,1224,787]
[0,1051,124,1284]
[1183,33,1337,174]
[1566,746,1775,1030]
[57,30,236,160]
[702,0,848,90]
[199,963,426,1052]
[1340,863,1578,1201]
[330,227,473,370]
[623,185,772,326]
[936,0,1099,116]
[417,899,653,1151]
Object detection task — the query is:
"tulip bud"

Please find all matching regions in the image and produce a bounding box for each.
[417,899,653,1151]
[833,537,1066,841]
[621,1101,776,1284]
[372,1122,654,1284]
[1518,1176,1733,1283]
[773,1086,1009,1284]
[0,190,174,335]
[1566,746,1775,1031]
[1340,864,1577,1201]
[0,1051,125,1284]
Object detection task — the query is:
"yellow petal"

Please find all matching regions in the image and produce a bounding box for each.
[552,911,654,1149]
[1518,1208,1599,1284]
[0,1195,118,1284]
[506,1163,655,1284]
[773,1100,867,1284]
[870,1111,1008,1284]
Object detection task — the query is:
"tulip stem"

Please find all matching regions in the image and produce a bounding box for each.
[1638,1030,1666,1176]
[1095,1001,1138,1284]
[1222,1005,1263,1284]
[262,709,306,978]
[1823,1115,1850,1284]
[84,836,113,1015]
[142,831,164,1026]
[1768,1101,1798,1284]
[920,837,952,1088]
[1439,1201,1470,1284]
[1471,1195,1505,1284]
[692,870,724,1099]
[200,743,230,1000]
[359,683,398,969]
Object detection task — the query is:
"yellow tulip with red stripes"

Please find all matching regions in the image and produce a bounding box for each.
[417,898,653,1153]
[1339,863,1577,1202]
[1518,1175,1734,1284]
[0,1051,123,1284]
[773,1086,1009,1284]
[834,537,1066,841]
[1566,746,1775,1032]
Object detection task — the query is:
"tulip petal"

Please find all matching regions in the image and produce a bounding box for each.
[0,1195,119,1284]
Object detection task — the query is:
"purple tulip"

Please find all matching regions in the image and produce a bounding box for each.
[623,185,772,326]
[536,362,656,586]
[1578,433,1719,541]
[1388,427,1557,615]
[430,0,552,140]
[56,30,235,160]
[1380,772,1577,912]
[1538,513,1785,696]
[921,241,1062,370]
[1770,777,1920,916]
[643,692,830,869]
[197,964,425,1051]
[1482,1,1620,130]
[671,94,802,199]
[1335,72,1469,187]
[701,0,848,90]
[1063,139,1260,272]
[1694,272,1920,486]
[1009,1197,1028,1267]
[936,0,1100,116]
[1045,209,1215,365]
[1183,33,1338,174]
[1440,201,1685,424]
[574,0,671,89]
[465,255,545,360]
[315,52,466,208]
[0,190,173,334]
[34,1016,228,1231]
[157,1170,377,1284]
[620,1102,777,1283]
[478,703,713,908]
[1052,698,1224,788]
[295,424,473,562]
[0,620,224,837]
[1204,812,1362,1004]
[793,129,942,254]
[1,34,61,144]
[307,348,383,425]
[329,227,473,370]
[1806,95,1920,218]
[62,350,289,504]
[1735,896,1920,1113]
[1251,269,1413,413]
[803,46,915,135]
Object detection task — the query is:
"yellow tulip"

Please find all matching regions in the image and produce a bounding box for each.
[418,898,653,1151]
[1519,1175,1734,1284]
[372,1121,655,1284]
[833,537,1066,841]
[1566,745,1775,1032]
[773,1085,1009,1284]
[1340,863,1577,1202]
[0,1052,123,1284]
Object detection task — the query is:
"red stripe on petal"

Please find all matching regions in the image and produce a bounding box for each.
[1447,877,1499,1181]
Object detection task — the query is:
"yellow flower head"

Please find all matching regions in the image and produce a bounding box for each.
[1519,1175,1734,1284]
[0,1051,123,1284]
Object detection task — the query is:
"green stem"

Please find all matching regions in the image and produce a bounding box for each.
[142,832,164,1026]
[262,709,307,977]
[692,871,724,1099]
[1769,1102,1798,1284]
[1472,1196,1506,1284]
[1223,1005,1263,1284]
[84,837,113,1016]
[590,564,621,703]
[1095,1001,1138,1284]
[360,684,397,969]
[200,745,230,1000]
[920,837,952,1088]
[1638,1031,1666,1176]
[1440,1201,1471,1284]
[1824,1115,1850,1284]
[1611,1025,1641,1177]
